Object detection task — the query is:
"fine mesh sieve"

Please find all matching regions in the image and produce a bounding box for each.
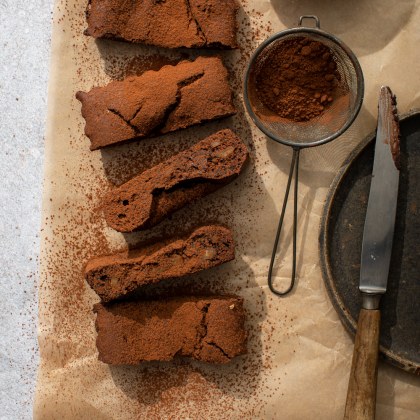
[244,16,364,296]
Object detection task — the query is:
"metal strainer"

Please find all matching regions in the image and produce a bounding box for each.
[244,15,364,296]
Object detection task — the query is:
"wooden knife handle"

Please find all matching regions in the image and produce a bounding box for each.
[344,308,381,420]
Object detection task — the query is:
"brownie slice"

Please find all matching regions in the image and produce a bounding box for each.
[76,56,236,150]
[101,129,248,232]
[94,296,247,364]
[84,0,239,49]
[85,225,235,302]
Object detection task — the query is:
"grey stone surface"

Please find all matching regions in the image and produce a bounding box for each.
[0,0,53,418]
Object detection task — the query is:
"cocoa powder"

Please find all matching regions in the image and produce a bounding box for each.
[38,0,274,417]
[255,37,342,122]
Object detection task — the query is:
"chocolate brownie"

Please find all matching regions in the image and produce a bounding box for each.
[94,296,247,364]
[84,0,239,49]
[379,86,400,169]
[76,56,236,150]
[101,129,248,232]
[85,225,235,302]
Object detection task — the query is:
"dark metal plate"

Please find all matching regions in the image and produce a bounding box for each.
[319,110,420,374]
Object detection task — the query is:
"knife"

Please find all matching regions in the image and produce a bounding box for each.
[344,86,400,420]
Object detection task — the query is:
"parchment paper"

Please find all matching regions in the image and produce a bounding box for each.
[35,0,420,418]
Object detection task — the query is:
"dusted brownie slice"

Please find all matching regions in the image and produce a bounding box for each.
[84,0,239,49]
[101,129,248,232]
[85,225,235,302]
[94,296,247,364]
[76,56,236,150]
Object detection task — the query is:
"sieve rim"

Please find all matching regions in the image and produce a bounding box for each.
[244,27,365,149]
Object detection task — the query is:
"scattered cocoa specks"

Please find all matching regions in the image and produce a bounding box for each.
[36,0,300,418]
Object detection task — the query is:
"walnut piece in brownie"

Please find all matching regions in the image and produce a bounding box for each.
[76,56,236,150]
[85,225,235,302]
[84,0,239,49]
[101,129,249,232]
[94,296,247,364]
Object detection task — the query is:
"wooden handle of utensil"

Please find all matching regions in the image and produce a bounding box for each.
[344,308,380,420]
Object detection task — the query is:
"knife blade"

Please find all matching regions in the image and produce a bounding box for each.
[359,86,400,301]
[344,86,400,420]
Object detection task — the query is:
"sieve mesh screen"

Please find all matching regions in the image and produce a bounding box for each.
[245,32,362,146]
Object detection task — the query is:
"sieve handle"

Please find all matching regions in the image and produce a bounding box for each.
[298,15,320,29]
[267,148,300,296]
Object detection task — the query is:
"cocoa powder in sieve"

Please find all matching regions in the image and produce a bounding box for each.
[255,37,342,122]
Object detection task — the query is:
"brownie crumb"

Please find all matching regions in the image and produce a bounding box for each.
[379,86,400,169]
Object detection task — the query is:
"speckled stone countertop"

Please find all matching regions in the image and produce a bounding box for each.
[0,0,53,418]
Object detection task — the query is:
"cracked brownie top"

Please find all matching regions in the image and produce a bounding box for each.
[76,56,236,150]
[94,296,247,364]
[84,0,239,49]
[101,129,249,232]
